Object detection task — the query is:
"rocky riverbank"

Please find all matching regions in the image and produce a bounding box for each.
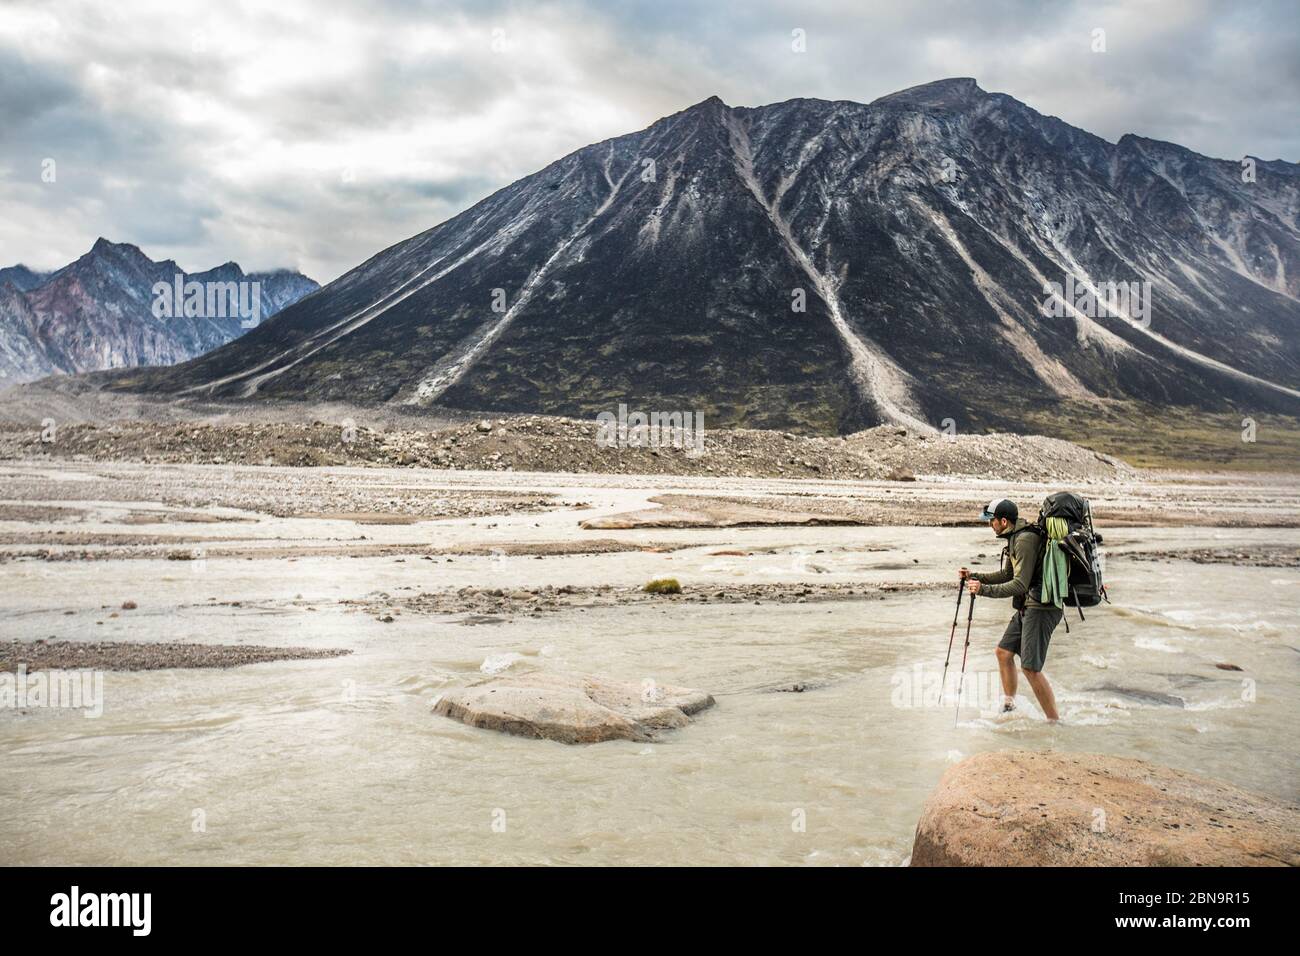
[0,416,1134,482]
[0,639,351,672]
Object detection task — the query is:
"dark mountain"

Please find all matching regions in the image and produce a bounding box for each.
[108,79,1300,432]
[0,240,318,385]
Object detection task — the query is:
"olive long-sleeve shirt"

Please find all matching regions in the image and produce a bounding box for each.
[971,517,1045,609]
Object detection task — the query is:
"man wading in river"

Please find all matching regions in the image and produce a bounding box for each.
[959,499,1061,721]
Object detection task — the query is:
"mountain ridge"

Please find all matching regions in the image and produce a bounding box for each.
[101,79,1300,433]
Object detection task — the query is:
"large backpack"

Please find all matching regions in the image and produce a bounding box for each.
[1036,492,1108,617]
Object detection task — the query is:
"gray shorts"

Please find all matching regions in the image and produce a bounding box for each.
[998,606,1063,672]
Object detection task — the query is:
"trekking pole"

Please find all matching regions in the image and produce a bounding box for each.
[939,577,965,704]
[954,592,976,726]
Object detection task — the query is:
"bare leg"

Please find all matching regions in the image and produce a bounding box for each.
[1022,668,1059,721]
[996,647,1018,700]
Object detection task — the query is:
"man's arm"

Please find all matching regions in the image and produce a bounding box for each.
[979,535,1036,599]
[970,552,1012,586]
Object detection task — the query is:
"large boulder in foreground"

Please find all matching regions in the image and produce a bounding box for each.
[911,751,1300,866]
[433,672,715,744]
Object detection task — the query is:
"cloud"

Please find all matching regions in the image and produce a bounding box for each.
[0,0,1295,283]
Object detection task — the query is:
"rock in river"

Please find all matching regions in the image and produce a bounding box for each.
[911,751,1300,866]
[433,672,715,744]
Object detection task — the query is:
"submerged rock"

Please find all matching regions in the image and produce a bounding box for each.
[1088,683,1186,708]
[911,751,1300,866]
[433,672,715,744]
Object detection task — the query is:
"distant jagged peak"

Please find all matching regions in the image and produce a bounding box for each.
[48,238,312,284]
[75,238,159,280]
[88,236,148,258]
[247,267,312,279]
[0,264,51,292]
[194,260,248,280]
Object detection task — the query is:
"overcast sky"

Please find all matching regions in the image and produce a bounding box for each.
[2,0,1296,283]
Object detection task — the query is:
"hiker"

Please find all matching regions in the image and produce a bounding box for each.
[959,498,1061,721]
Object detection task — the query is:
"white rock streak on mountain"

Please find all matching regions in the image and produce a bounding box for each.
[407,146,634,404]
[182,238,503,397]
[922,204,1097,400]
[1038,231,1300,400]
[724,110,934,432]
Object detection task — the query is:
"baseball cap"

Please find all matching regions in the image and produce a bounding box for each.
[979,498,1018,522]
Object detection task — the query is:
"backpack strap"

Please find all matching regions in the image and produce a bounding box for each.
[1007,523,1046,549]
